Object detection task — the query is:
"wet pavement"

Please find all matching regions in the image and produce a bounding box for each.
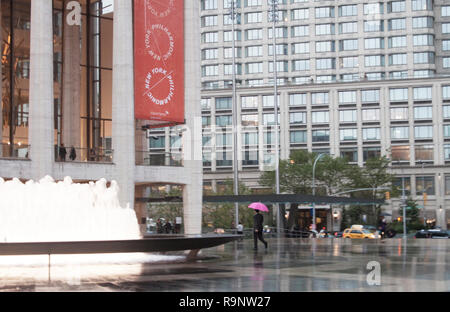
[0,237,449,292]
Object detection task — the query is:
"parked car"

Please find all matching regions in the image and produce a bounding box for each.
[414,229,449,239]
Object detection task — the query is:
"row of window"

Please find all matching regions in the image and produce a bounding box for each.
[202,0,436,14]
[201,17,437,42]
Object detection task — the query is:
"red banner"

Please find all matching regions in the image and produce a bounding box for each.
[134,0,184,127]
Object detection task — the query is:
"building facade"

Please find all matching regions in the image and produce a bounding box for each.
[0,0,203,235]
[183,0,450,229]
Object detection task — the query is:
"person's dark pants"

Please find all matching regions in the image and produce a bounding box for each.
[253,229,267,249]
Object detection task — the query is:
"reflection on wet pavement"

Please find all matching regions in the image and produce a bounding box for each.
[0,238,449,292]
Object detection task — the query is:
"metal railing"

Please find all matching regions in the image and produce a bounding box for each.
[55,146,113,163]
[0,143,30,160]
[136,150,184,167]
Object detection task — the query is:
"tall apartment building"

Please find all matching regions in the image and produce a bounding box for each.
[151,0,450,230]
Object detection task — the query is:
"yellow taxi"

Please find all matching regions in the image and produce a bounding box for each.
[343,225,378,239]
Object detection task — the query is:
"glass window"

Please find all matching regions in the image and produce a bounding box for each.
[202,116,211,127]
[268,27,288,39]
[216,97,232,110]
[245,62,263,74]
[413,87,432,101]
[393,177,411,196]
[362,90,380,103]
[339,22,358,34]
[444,125,450,138]
[443,23,450,34]
[390,88,408,102]
[414,106,432,119]
[245,28,263,40]
[365,55,385,67]
[388,36,407,48]
[246,46,263,57]
[312,130,330,142]
[289,93,307,106]
[364,20,384,32]
[340,148,358,162]
[201,15,217,27]
[292,42,310,54]
[391,127,409,139]
[315,23,335,36]
[443,106,450,118]
[443,86,450,100]
[391,146,410,162]
[388,18,406,30]
[362,109,380,121]
[340,128,357,141]
[414,126,433,139]
[390,107,408,120]
[363,147,381,161]
[389,53,407,66]
[365,38,384,50]
[292,8,309,20]
[443,6,450,17]
[263,95,280,107]
[312,111,329,124]
[202,0,218,10]
[364,2,384,14]
[311,92,329,105]
[340,110,357,122]
[292,59,310,71]
[241,96,258,109]
[263,113,280,125]
[414,52,435,64]
[216,133,232,146]
[339,39,358,51]
[415,145,434,162]
[241,114,258,126]
[339,91,357,104]
[245,12,262,23]
[388,1,405,13]
[216,115,232,126]
[290,131,307,143]
[150,136,165,149]
[445,176,450,195]
[316,41,335,53]
[202,32,218,43]
[416,176,435,196]
[242,132,258,145]
[290,112,307,124]
[363,128,381,140]
[340,57,359,69]
[339,5,357,17]
[445,145,450,161]
[316,58,336,70]
[412,0,432,11]
[316,7,334,18]
[291,25,309,37]
[412,16,434,28]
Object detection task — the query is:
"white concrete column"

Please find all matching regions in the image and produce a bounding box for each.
[29,0,54,180]
[183,0,203,235]
[62,21,81,150]
[112,0,135,209]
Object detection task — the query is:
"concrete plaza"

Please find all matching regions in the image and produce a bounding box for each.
[0,237,449,292]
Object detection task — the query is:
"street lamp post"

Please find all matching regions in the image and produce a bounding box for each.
[230,1,240,231]
[312,153,326,231]
[269,0,281,236]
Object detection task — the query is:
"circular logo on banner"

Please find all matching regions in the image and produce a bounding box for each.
[144,24,174,62]
[144,67,175,107]
[147,0,175,18]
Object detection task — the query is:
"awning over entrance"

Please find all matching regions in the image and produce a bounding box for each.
[136,194,384,205]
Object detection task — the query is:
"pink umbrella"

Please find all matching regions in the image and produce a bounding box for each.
[248,202,269,212]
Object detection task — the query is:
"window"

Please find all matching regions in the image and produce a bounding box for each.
[413,16,433,28]
[216,115,232,126]
[414,126,433,139]
[292,42,310,54]
[316,7,334,18]
[413,87,432,101]
[443,106,450,118]
[292,59,310,71]
[246,46,262,57]
[391,126,409,139]
[412,0,432,11]
[202,65,218,77]
[443,86,450,100]
[289,93,307,106]
[339,5,357,17]
[414,106,432,119]
[312,130,330,142]
[414,52,435,64]
[339,91,356,104]
[292,25,309,37]
[363,147,381,161]
[340,128,357,141]
[224,47,241,59]
[245,62,263,74]
[390,88,408,102]
[245,29,263,40]
[242,150,258,166]
[362,109,380,121]
[363,128,381,141]
[202,116,211,127]
[241,96,258,109]
[202,48,218,60]
[202,0,217,10]
[224,63,242,75]
[365,55,384,67]
[364,20,384,32]
[340,110,357,122]
[415,176,435,196]
[445,145,450,161]
[390,107,408,120]
[216,133,232,146]
[269,61,288,73]
[388,18,406,30]
[290,131,307,143]
[443,23,450,34]
[223,30,241,42]
[390,71,408,79]
[242,132,258,146]
[268,27,288,39]
[413,34,434,46]
[241,114,258,127]
[202,32,218,43]
[268,44,288,56]
[339,22,358,34]
[201,15,217,27]
[245,12,262,23]
[444,125,450,138]
[444,40,450,52]
[150,136,165,149]
[391,146,410,162]
[362,90,380,103]
[216,151,232,167]
[316,58,336,70]
[364,3,384,15]
[263,95,280,107]
[389,53,407,66]
[216,97,232,110]
[263,113,280,125]
[312,111,329,124]
[340,39,358,51]
[340,148,358,162]
[292,9,309,20]
[388,1,405,13]
[388,36,406,48]
[443,6,450,17]
[340,57,358,69]
[312,92,329,105]
[223,0,241,9]
[290,112,307,124]
[316,41,335,53]
[315,24,335,36]
[365,38,384,50]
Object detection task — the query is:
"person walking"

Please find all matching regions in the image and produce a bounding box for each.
[253,210,268,250]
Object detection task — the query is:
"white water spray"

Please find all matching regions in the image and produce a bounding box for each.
[0,176,141,243]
